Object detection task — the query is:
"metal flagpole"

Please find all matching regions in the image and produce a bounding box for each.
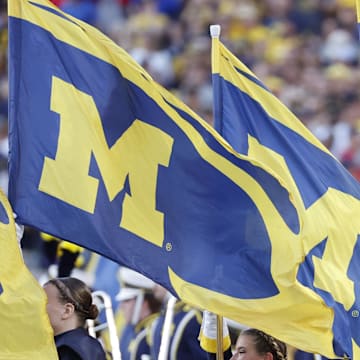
[158,295,177,360]
[216,315,224,360]
[210,25,224,360]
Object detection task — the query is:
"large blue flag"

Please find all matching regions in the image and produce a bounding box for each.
[8,0,298,301]
[210,26,360,359]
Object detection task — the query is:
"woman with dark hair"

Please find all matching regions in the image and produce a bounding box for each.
[43,277,107,360]
[229,328,287,360]
[201,312,287,360]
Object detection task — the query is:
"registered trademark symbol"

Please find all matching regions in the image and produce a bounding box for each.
[351,310,359,318]
[165,242,172,251]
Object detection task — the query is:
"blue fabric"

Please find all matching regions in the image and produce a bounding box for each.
[211,38,360,359]
[120,324,150,360]
[55,328,106,360]
[151,304,207,359]
[8,1,297,302]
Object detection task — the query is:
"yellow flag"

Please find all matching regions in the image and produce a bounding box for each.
[0,190,58,359]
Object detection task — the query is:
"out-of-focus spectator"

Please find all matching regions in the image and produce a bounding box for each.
[331,100,360,159]
[150,283,207,359]
[341,128,360,180]
[320,29,359,64]
[95,0,125,34]
[116,267,162,360]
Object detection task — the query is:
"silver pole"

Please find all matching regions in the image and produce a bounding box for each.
[91,290,122,360]
[158,295,177,360]
[216,315,224,360]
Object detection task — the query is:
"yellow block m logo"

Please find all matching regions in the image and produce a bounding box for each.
[39,77,174,247]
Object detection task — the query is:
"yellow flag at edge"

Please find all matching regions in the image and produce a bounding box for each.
[0,189,58,359]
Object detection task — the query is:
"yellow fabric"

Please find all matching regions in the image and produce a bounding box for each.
[199,329,231,354]
[40,231,61,242]
[0,190,58,359]
[58,240,83,253]
[41,232,83,253]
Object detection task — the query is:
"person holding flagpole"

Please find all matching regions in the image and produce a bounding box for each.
[200,311,287,360]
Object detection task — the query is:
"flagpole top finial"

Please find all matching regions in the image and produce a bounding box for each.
[210,25,221,38]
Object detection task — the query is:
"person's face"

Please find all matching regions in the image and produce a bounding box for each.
[152,284,168,302]
[119,297,136,324]
[43,284,74,335]
[230,334,273,360]
[43,283,66,336]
